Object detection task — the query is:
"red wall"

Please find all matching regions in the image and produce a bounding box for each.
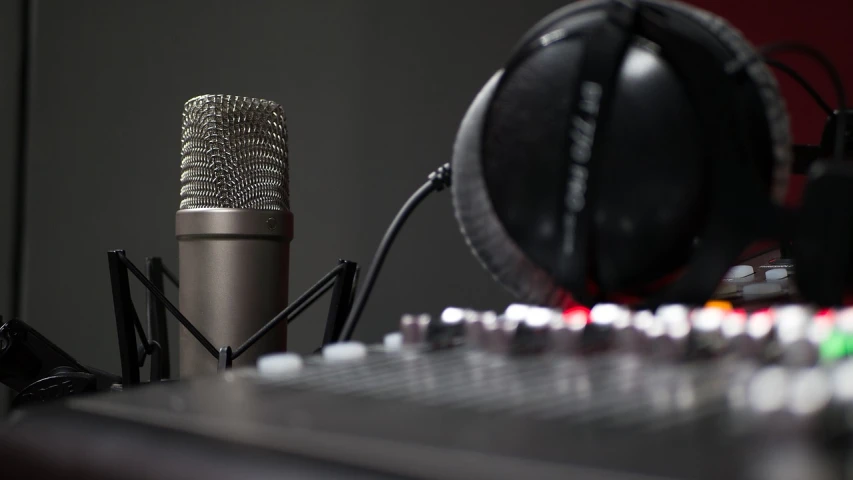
[687,0,853,144]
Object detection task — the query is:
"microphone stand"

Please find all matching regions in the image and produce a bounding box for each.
[107,250,359,386]
[0,252,358,407]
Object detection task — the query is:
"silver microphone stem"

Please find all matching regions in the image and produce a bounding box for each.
[177,209,292,375]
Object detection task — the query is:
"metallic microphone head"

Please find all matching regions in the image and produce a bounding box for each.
[180,94,289,211]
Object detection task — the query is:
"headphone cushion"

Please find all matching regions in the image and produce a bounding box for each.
[451,72,573,307]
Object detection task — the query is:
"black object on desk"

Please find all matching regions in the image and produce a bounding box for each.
[0,318,119,408]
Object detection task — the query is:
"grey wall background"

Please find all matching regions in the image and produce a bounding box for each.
[16,0,568,380]
[0,0,24,413]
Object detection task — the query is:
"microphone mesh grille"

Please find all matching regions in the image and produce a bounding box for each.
[180,94,289,211]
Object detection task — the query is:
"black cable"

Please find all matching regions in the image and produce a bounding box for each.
[729,42,847,163]
[761,43,846,163]
[763,58,834,116]
[338,163,452,342]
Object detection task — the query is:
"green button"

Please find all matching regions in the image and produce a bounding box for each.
[821,332,848,361]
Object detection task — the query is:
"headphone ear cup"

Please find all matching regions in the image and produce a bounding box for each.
[451,72,571,306]
[794,162,853,306]
[647,0,793,206]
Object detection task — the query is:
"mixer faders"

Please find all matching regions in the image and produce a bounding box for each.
[408,303,851,364]
[388,302,853,437]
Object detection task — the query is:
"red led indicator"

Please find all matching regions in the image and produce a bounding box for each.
[563,306,590,326]
[815,308,835,323]
[726,308,748,323]
[750,308,774,327]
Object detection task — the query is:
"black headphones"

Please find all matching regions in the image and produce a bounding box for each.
[451,0,849,309]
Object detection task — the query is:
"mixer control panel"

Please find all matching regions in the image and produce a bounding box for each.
[405,303,853,364]
[395,302,853,435]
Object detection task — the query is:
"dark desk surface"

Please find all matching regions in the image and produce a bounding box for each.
[1,345,847,480]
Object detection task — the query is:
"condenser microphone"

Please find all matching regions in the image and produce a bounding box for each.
[177,94,293,377]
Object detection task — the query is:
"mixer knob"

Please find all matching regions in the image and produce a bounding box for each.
[647,304,691,359]
[824,307,853,362]
[400,314,417,343]
[483,312,513,354]
[774,305,818,366]
[425,307,466,349]
[831,358,853,427]
[584,303,628,353]
[464,310,493,350]
[806,310,836,360]
[819,359,853,438]
[745,366,789,417]
[400,313,431,344]
[614,309,653,353]
[482,303,527,354]
[836,308,853,336]
[643,314,667,356]
[721,309,750,356]
[504,303,532,321]
[509,307,554,355]
[787,367,833,419]
[724,264,754,279]
[689,307,727,358]
[737,364,833,434]
[549,307,587,354]
[725,309,774,360]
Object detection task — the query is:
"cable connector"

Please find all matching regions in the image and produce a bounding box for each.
[428,163,452,192]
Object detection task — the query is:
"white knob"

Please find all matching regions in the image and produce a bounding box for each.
[788,369,832,416]
[383,332,404,351]
[724,265,754,279]
[774,305,811,345]
[765,268,788,280]
[748,367,788,413]
[257,353,303,377]
[504,303,531,321]
[590,303,628,325]
[656,304,689,323]
[323,342,368,363]
[441,307,465,324]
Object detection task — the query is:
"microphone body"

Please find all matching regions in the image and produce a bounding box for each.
[177,94,291,377]
[177,209,292,375]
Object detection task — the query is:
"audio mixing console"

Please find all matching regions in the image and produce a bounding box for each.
[4,293,853,480]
